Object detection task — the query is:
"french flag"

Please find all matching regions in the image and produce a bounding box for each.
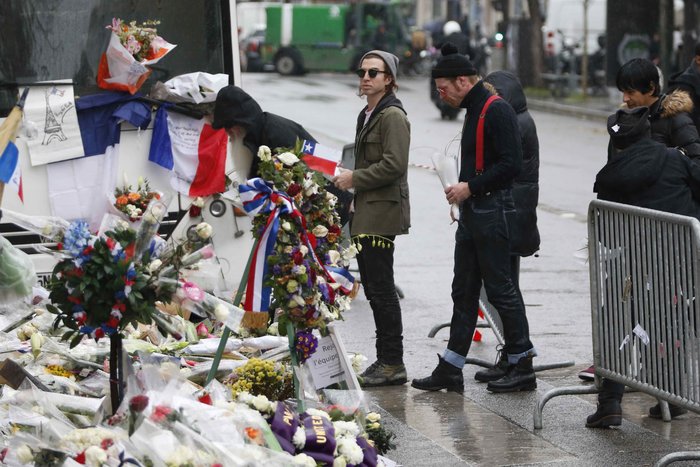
[301,140,342,176]
[149,106,228,197]
[0,104,24,202]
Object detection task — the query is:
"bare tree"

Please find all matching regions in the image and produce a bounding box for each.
[524,0,545,87]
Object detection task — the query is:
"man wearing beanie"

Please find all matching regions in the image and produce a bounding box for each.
[333,50,411,387]
[412,43,537,394]
[587,106,700,427]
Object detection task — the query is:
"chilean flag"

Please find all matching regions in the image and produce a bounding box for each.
[149,106,228,196]
[301,140,342,176]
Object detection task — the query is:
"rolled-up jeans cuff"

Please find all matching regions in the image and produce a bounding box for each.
[443,349,466,369]
[508,348,537,365]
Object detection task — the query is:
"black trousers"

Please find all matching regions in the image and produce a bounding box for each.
[447,190,534,363]
[355,235,404,365]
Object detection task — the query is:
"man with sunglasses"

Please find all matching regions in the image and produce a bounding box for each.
[333,50,411,387]
[412,43,537,394]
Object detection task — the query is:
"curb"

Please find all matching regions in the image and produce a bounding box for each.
[527,97,612,122]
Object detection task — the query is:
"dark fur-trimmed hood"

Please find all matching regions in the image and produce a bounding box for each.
[622,89,694,118]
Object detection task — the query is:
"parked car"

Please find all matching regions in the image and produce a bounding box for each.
[241,28,269,72]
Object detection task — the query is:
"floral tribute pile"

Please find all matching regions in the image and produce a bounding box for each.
[106,19,169,63]
[0,142,399,466]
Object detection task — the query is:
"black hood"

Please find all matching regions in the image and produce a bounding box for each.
[594,139,668,195]
[483,71,527,113]
[669,63,700,96]
[356,92,406,132]
[211,85,263,130]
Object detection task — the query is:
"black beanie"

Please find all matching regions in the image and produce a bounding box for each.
[607,107,651,150]
[431,43,478,79]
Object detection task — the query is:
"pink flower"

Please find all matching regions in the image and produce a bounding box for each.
[150,405,173,423]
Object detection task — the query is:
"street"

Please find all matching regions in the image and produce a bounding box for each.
[240,72,699,466]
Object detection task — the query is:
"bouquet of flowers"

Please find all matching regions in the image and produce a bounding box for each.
[46,214,216,345]
[97,18,176,94]
[113,178,161,222]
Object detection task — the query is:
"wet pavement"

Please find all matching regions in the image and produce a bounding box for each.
[336,95,700,467]
[242,74,700,466]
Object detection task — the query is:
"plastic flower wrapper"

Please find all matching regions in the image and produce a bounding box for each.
[98,18,176,94]
[133,191,172,261]
[171,287,246,333]
[430,152,461,221]
[0,236,36,305]
[0,208,70,242]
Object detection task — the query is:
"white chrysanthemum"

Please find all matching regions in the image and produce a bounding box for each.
[293,426,307,449]
[214,304,229,322]
[300,245,309,256]
[293,453,317,467]
[337,437,364,464]
[366,412,381,423]
[333,420,361,439]
[251,394,274,413]
[85,445,108,466]
[333,457,348,467]
[258,145,272,161]
[277,152,299,166]
[282,221,292,231]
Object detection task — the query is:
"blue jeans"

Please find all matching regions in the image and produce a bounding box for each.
[444,190,535,368]
[356,235,404,365]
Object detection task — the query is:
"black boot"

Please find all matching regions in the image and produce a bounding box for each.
[586,401,622,428]
[486,354,536,393]
[411,354,464,393]
[475,348,511,383]
[648,402,688,419]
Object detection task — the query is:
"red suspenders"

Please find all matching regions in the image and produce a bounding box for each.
[475,94,501,175]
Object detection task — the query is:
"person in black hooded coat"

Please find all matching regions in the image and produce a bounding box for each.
[483,71,540,264]
[586,106,700,429]
[212,85,353,225]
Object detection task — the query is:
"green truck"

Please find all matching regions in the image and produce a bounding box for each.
[260,2,414,75]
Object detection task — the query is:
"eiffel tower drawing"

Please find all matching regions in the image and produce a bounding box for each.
[42,87,73,145]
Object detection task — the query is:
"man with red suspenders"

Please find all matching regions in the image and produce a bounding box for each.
[412,43,537,393]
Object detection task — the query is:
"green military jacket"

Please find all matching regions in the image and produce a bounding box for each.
[351,98,411,237]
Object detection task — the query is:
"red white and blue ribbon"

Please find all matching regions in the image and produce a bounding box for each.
[326,265,355,295]
[239,178,353,312]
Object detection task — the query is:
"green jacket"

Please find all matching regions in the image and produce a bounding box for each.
[351,93,411,236]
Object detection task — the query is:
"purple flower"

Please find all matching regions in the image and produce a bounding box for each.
[295,329,318,363]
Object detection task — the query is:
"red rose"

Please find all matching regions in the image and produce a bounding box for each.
[106,317,120,328]
[75,451,86,464]
[286,183,302,197]
[94,328,105,339]
[189,205,202,217]
[292,250,304,265]
[101,438,114,450]
[129,394,149,413]
[198,393,213,405]
[329,224,341,235]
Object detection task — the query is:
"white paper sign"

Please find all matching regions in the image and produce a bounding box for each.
[24,82,84,166]
[633,323,650,345]
[305,335,345,389]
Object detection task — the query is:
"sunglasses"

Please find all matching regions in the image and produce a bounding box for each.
[355,68,387,79]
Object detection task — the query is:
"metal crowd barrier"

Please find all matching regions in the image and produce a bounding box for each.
[533,200,700,466]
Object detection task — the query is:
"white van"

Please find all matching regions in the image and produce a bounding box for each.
[0,0,254,294]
